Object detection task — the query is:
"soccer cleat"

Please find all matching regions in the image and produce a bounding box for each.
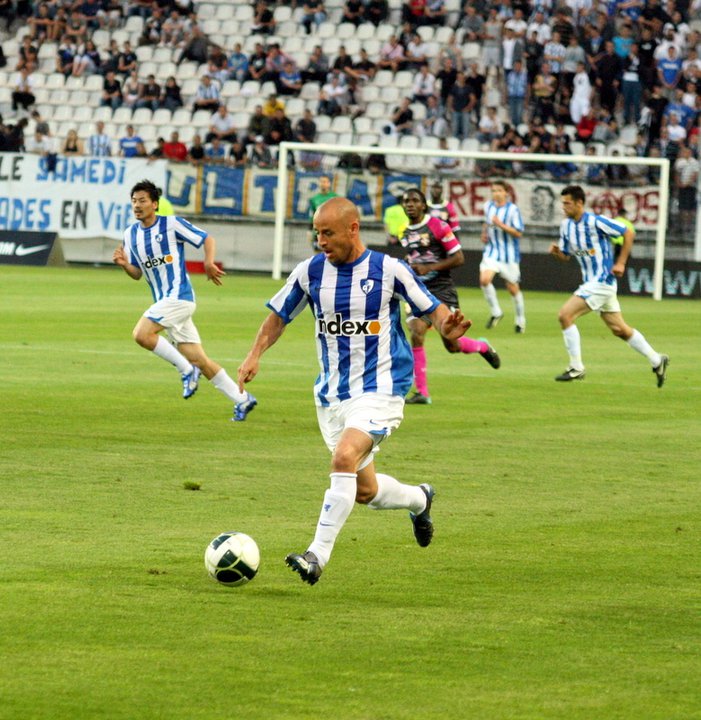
[515,325,525,334]
[182,366,201,399]
[478,338,501,369]
[410,483,435,547]
[285,550,322,585]
[232,392,257,421]
[555,367,586,382]
[486,314,504,329]
[653,354,669,388]
[405,391,432,405]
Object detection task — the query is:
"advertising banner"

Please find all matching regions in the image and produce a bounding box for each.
[0,153,167,239]
[0,231,60,265]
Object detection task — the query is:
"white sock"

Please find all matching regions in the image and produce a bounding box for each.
[627,329,661,367]
[307,472,357,569]
[481,283,502,317]
[211,368,246,402]
[153,336,192,374]
[562,325,584,370]
[367,473,426,513]
[512,291,525,327]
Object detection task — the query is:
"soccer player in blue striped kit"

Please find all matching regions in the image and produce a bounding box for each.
[480,180,527,333]
[549,185,669,386]
[113,180,257,420]
[237,197,472,585]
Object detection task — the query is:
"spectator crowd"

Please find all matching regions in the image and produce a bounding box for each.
[0,0,700,223]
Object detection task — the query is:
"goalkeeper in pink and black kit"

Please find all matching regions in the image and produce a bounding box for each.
[400,187,500,405]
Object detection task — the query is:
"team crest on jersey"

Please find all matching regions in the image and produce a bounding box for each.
[360,279,375,295]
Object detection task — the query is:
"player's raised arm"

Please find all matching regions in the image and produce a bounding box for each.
[238,311,287,391]
[113,245,142,280]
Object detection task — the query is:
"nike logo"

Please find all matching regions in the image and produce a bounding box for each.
[15,244,51,256]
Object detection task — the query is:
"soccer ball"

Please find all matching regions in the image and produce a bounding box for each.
[204,531,260,587]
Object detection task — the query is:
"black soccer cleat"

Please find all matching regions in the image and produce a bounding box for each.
[479,338,501,369]
[405,391,432,405]
[515,325,525,334]
[410,483,435,547]
[285,551,322,585]
[486,314,504,329]
[653,354,669,388]
[555,367,585,382]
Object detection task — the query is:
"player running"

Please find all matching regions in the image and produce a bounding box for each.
[480,180,527,333]
[113,179,257,420]
[400,187,500,405]
[549,185,669,386]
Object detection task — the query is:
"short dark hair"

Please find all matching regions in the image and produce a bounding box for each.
[401,187,427,207]
[131,179,160,202]
[491,180,509,191]
[561,185,586,203]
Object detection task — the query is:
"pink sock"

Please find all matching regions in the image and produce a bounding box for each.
[412,346,429,396]
[458,337,487,354]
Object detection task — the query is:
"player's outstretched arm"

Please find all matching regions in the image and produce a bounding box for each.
[202,236,226,286]
[237,311,287,392]
[429,304,472,342]
[113,245,142,280]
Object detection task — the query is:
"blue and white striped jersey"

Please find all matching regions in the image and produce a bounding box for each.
[267,249,440,406]
[483,201,524,263]
[122,215,208,303]
[558,212,625,285]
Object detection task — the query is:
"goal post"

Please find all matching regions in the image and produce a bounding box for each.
[273,141,670,301]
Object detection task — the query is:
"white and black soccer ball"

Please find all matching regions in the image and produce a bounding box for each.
[204,532,260,587]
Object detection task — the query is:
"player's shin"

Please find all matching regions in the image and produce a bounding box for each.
[307,472,357,568]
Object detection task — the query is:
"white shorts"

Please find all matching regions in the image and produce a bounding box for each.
[316,394,404,471]
[480,257,521,285]
[483,47,501,67]
[575,281,621,313]
[144,298,201,345]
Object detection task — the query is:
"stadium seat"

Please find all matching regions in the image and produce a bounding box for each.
[132,107,153,125]
[285,97,305,117]
[135,45,154,63]
[91,106,113,123]
[84,74,104,91]
[197,3,215,20]
[215,3,234,20]
[316,22,336,38]
[382,86,401,103]
[417,26,435,42]
[171,108,192,126]
[124,15,144,33]
[48,89,69,106]
[374,70,393,87]
[52,104,73,122]
[378,134,398,148]
[410,102,426,120]
[435,26,454,44]
[152,108,172,126]
[314,114,332,132]
[226,95,246,112]
[192,110,211,127]
[300,83,320,101]
[365,101,387,119]
[278,21,298,39]
[361,85,379,103]
[331,115,352,133]
[358,132,380,146]
[274,5,292,22]
[231,111,250,129]
[363,39,381,56]
[220,80,240,98]
[353,116,371,133]
[463,43,481,62]
[69,90,89,107]
[322,38,342,56]
[375,25,394,42]
[356,24,375,41]
[337,23,357,39]
[45,73,66,89]
[620,125,638,146]
[241,80,261,97]
[112,106,133,124]
[318,130,337,145]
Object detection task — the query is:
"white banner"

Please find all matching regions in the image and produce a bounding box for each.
[0,154,167,239]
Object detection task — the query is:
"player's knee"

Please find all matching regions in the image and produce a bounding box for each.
[331,447,357,474]
[557,309,571,328]
[133,328,153,348]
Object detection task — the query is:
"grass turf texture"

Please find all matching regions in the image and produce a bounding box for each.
[1,265,699,720]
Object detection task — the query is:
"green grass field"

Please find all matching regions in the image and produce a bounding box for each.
[1,265,699,720]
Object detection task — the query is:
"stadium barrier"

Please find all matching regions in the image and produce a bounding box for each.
[0,231,64,266]
[370,245,701,300]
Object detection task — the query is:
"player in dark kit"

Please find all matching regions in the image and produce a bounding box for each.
[400,188,500,405]
[427,179,460,233]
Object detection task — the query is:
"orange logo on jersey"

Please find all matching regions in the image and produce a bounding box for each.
[318,314,381,336]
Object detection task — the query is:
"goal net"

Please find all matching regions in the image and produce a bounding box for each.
[273,140,672,300]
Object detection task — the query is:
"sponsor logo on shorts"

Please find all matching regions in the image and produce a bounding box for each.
[317,313,381,336]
